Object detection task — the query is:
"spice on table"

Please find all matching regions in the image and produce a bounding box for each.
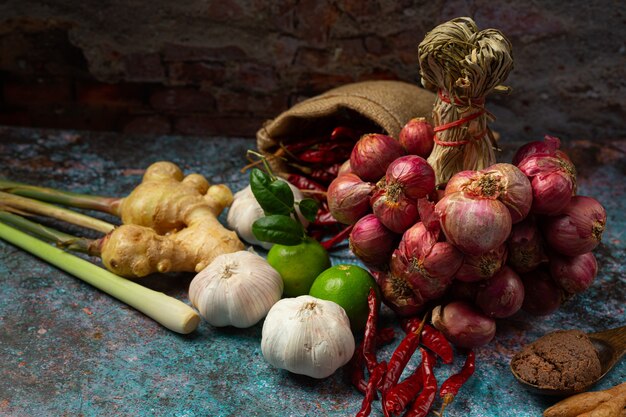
[510,330,601,392]
[405,348,438,417]
[437,350,476,416]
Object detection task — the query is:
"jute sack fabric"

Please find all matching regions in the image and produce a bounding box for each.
[256,80,435,175]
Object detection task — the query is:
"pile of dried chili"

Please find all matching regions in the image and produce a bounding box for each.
[264,126,363,250]
[350,302,476,417]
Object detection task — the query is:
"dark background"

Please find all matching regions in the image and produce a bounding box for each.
[0,0,624,140]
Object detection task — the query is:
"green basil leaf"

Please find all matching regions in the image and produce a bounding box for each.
[252,215,305,245]
[249,169,293,216]
[297,198,319,223]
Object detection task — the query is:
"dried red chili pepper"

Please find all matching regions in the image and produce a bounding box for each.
[297,149,347,165]
[404,348,437,417]
[310,163,342,185]
[287,173,327,191]
[320,224,354,250]
[382,360,424,417]
[313,209,339,226]
[376,327,395,346]
[437,350,476,416]
[401,318,453,364]
[349,342,368,394]
[362,288,380,373]
[350,326,395,396]
[380,317,426,393]
[331,126,361,142]
[356,361,387,417]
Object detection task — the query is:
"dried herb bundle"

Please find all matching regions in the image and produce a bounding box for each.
[418,17,514,186]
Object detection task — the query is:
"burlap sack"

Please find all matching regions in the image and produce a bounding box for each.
[256,80,435,174]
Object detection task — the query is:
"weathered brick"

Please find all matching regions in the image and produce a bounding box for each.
[3,78,72,106]
[294,47,332,69]
[174,114,265,137]
[75,81,145,107]
[149,88,216,112]
[214,91,287,116]
[228,62,280,93]
[123,115,171,135]
[168,62,226,86]
[163,44,247,62]
[123,53,165,82]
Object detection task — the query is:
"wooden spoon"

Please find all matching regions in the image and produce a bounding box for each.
[511,325,626,396]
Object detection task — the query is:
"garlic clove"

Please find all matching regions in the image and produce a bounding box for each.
[189,251,283,328]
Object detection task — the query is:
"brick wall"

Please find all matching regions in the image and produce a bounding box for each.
[0,1,624,139]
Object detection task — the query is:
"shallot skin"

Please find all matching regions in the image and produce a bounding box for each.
[507,216,548,274]
[327,173,374,225]
[475,266,525,319]
[349,214,398,268]
[549,251,597,294]
[521,269,563,316]
[542,196,606,256]
[350,133,406,182]
[435,192,512,256]
[432,301,496,348]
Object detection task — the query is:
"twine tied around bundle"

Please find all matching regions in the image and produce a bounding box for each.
[418,17,514,186]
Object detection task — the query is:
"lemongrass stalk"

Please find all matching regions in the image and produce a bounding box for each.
[0,210,95,254]
[0,179,121,215]
[0,220,200,334]
[0,191,115,234]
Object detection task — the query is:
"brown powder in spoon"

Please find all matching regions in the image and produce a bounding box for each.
[511,329,602,391]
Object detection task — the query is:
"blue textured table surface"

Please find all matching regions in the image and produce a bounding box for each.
[0,126,624,417]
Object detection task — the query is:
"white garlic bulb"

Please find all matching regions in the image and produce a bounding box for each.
[226,182,309,249]
[189,251,283,328]
[261,295,355,379]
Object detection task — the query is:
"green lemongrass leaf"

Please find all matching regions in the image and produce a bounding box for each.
[0,220,200,334]
[250,168,294,216]
[252,215,304,246]
[297,199,319,223]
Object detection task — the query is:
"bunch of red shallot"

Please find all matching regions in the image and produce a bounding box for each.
[326,125,606,349]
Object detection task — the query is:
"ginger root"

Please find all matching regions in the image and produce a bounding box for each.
[92,161,244,278]
[544,382,626,417]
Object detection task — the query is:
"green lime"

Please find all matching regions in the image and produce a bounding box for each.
[309,264,379,331]
[267,238,331,297]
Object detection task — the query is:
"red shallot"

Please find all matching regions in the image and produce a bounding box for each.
[521,269,563,316]
[507,216,548,274]
[327,173,374,225]
[431,301,496,348]
[398,117,434,158]
[445,164,532,224]
[435,192,512,256]
[542,196,606,256]
[349,214,398,268]
[350,133,406,182]
[371,186,419,234]
[475,266,525,318]
[549,251,598,294]
[517,140,576,216]
[512,135,561,166]
[373,271,425,317]
[390,222,463,300]
[456,244,507,282]
[385,155,436,200]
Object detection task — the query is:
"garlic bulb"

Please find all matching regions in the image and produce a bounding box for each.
[261,295,355,379]
[227,182,308,249]
[189,251,283,328]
